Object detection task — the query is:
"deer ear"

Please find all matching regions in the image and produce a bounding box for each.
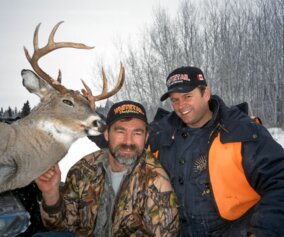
[21,69,54,99]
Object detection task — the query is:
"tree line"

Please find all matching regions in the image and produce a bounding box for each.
[0,101,31,120]
[106,0,283,128]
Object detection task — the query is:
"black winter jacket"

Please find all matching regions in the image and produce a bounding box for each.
[148,95,284,237]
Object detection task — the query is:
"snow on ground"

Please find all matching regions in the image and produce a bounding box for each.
[268,128,284,148]
[59,127,284,181]
[59,137,99,182]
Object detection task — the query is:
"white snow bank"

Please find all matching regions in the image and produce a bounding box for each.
[268,127,284,148]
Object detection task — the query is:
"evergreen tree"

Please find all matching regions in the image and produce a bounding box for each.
[14,107,18,117]
[21,100,31,118]
[7,106,13,117]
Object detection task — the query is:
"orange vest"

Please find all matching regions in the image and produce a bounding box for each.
[147,145,159,159]
[209,133,260,220]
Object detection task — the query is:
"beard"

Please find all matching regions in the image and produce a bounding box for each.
[109,143,144,166]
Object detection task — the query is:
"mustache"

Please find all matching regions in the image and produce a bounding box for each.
[117,144,137,151]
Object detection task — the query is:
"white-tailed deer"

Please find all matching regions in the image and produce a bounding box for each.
[0,22,125,193]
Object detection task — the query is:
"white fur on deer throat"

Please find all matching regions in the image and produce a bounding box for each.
[37,115,100,148]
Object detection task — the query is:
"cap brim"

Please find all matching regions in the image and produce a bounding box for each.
[107,114,148,127]
[160,86,197,101]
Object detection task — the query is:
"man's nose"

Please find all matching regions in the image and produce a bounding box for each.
[124,132,133,145]
[177,99,186,109]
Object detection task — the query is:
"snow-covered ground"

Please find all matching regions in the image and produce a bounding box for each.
[59,127,284,181]
[59,137,98,182]
[268,128,284,148]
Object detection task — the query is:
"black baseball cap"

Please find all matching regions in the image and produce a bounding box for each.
[160,66,207,101]
[106,100,148,126]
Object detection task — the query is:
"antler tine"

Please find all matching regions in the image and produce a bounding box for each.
[57,70,62,83]
[93,63,125,101]
[24,21,94,93]
[101,67,109,95]
[34,23,41,51]
[47,21,94,51]
[80,63,125,103]
[27,22,55,86]
[48,21,62,46]
[23,23,40,63]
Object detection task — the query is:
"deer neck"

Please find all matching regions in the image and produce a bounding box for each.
[37,120,82,149]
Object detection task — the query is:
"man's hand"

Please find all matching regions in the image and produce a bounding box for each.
[35,164,61,206]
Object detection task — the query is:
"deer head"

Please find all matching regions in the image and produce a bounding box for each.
[23,21,125,141]
[0,22,125,192]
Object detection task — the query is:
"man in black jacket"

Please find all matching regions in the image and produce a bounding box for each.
[148,66,284,237]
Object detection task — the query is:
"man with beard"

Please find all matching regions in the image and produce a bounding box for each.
[32,100,180,237]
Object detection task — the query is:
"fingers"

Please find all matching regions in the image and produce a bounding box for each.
[53,163,60,173]
[37,164,61,182]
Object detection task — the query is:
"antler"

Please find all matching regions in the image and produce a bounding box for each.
[24,21,93,93]
[81,64,125,103]
[24,21,125,103]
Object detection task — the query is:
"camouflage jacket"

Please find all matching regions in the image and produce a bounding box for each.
[40,149,180,237]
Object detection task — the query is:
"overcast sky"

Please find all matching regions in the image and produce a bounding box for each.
[0,0,178,110]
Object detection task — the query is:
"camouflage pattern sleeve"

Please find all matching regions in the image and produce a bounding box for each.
[145,155,180,236]
[40,152,104,237]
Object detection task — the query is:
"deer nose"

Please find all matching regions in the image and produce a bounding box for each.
[94,111,107,132]
[85,117,106,136]
[94,119,106,132]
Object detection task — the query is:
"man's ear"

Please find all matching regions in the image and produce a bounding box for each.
[204,87,211,100]
[104,130,109,142]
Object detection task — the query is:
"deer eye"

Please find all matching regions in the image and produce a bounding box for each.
[63,99,74,106]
